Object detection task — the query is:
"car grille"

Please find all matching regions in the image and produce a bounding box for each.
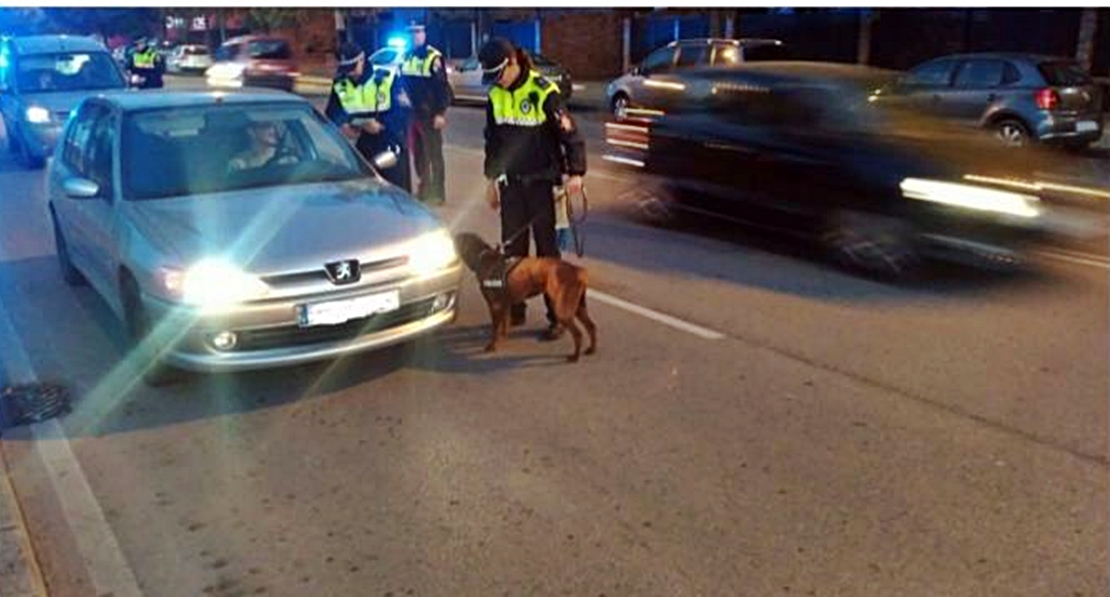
[232,296,437,352]
[261,256,409,287]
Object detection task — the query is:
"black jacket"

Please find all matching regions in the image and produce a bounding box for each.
[324,69,410,148]
[483,70,587,183]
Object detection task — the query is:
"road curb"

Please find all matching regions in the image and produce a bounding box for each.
[0,439,48,597]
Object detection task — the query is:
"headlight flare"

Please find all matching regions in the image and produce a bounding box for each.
[25,105,50,124]
[157,259,269,308]
[407,230,458,277]
[900,177,1042,218]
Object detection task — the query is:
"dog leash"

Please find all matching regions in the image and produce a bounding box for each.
[560,186,589,258]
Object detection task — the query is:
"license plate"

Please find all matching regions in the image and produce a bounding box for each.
[1076,120,1099,133]
[298,290,399,327]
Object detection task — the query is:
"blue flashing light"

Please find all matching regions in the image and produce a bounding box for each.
[387,36,407,51]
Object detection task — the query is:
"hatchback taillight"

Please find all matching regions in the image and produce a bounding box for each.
[1035,88,1060,111]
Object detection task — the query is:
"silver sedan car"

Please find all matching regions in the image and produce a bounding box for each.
[47,90,461,384]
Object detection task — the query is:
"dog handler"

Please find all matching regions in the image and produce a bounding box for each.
[479,38,586,341]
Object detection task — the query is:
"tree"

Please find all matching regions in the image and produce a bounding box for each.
[246,8,309,34]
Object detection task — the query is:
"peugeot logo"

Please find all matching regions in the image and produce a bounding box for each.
[325,259,361,285]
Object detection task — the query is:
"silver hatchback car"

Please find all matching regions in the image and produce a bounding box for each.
[47,90,461,384]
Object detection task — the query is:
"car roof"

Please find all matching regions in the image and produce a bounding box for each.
[92,89,308,112]
[7,35,108,55]
[668,38,783,47]
[922,52,1072,64]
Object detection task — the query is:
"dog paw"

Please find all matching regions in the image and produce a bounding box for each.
[584,347,596,356]
[566,354,580,363]
[484,343,498,353]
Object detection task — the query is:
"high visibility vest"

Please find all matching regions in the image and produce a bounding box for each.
[132,48,157,69]
[399,47,442,78]
[488,70,559,128]
[334,69,395,116]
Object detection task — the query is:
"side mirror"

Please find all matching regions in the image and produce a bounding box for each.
[372,151,398,171]
[63,177,100,199]
[630,66,641,77]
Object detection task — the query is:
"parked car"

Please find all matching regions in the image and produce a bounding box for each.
[448,52,573,102]
[606,37,783,118]
[0,35,127,169]
[47,90,461,384]
[168,44,213,74]
[368,46,404,72]
[603,63,1099,277]
[206,35,299,91]
[872,53,1104,149]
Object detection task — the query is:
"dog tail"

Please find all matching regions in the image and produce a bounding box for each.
[577,268,589,306]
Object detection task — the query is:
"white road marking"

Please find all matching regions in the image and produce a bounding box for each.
[1034,249,1110,270]
[589,289,725,340]
[0,297,143,597]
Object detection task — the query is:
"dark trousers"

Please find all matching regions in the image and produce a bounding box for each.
[410,119,445,203]
[500,179,560,324]
[357,133,410,193]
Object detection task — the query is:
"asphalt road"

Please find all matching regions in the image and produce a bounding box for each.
[0,81,1106,597]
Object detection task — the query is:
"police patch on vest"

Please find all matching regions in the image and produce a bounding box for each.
[520,100,532,114]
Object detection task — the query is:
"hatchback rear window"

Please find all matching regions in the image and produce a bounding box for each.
[248,40,292,60]
[1038,61,1091,86]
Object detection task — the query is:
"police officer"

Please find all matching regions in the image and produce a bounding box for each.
[127,38,164,89]
[325,42,412,192]
[399,22,450,204]
[479,38,586,341]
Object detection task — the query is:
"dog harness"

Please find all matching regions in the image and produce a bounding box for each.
[478,251,522,298]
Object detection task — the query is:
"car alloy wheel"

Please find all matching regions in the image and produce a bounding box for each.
[612,94,630,120]
[824,210,919,279]
[993,120,1029,148]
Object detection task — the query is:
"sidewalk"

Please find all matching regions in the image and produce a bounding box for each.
[0,441,47,597]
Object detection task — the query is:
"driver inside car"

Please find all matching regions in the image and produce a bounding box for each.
[227,120,298,172]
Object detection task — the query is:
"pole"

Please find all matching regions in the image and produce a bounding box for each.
[622,17,631,72]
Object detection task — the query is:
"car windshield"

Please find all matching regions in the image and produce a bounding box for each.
[1037,60,1090,86]
[532,53,556,67]
[122,103,370,200]
[248,40,292,60]
[15,52,125,93]
[371,49,399,66]
[741,43,787,62]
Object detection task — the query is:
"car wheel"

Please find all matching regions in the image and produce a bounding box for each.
[51,209,86,286]
[823,210,920,279]
[612,93,630,120]
[3,118,18,154]
[121,275,185,387]
[992,119,1031,148]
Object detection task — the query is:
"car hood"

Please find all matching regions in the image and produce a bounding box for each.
[122,179,443,276]
[18,90,120,116]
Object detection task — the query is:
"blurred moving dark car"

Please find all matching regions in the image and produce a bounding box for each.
[606,38,783,118]
[206,35,299,91]
[873,53,1104,149]
[603,63,1102,277]
[448,52,573,102]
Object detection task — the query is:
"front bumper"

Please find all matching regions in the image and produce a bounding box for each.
[142,265,462,372]
[20,121,63,158]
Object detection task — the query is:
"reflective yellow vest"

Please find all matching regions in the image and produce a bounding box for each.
[488,70,559,128]
[132,48,157,69]
[334,69,395,116]
[399,47,442,78]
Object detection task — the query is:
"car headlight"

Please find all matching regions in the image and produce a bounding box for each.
[25,106,50,124]
[158,259,269,307]
[900,177,1041,218]
[407,230,457,276]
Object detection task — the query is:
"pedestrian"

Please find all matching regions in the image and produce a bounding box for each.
[399,21,451,204]
[479,38,586,341]
[325,42,412,192]
[127,37,164,89]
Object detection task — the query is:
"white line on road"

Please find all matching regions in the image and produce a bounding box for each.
[1034,249,1110,270]
[589,289,725,340]
[0,299,143,597]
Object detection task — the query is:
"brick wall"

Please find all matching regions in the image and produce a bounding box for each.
[541,12,623,80]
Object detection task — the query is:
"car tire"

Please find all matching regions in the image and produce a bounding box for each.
[3,117,18,154]
[611,93,630,120]
[823,209,920,279]
[51,209,86,286]
[992,118,1031,148]
[121,275,185,387]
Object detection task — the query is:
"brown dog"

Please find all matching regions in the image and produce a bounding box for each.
[454,232,597,362]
